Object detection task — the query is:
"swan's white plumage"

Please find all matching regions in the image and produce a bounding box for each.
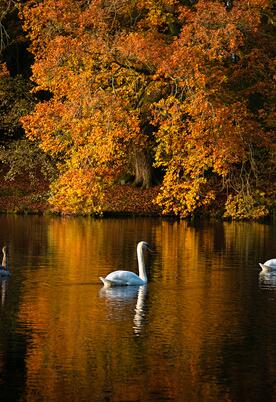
[100,241,151,287]
[100,270,145,286]
[259,259,276,272]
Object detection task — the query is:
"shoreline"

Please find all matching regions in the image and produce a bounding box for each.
[0,169,274,222]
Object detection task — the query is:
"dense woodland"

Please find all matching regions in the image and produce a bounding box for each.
[0,0,275,219]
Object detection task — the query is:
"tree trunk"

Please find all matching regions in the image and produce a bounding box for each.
[133,148,153,189]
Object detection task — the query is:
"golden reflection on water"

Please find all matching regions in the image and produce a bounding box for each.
[2,217,274,401]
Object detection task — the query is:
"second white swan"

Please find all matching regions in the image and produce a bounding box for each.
[259,259,276,273]
[100,241,151,287]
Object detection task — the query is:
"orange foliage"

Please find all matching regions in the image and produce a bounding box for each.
[0,63,9,78]
[152,0,275,218]
[20,0,275,218]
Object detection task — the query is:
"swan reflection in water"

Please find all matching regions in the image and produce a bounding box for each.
[0,278,8,306]
[259,271,276,290]
[100,285,147,335]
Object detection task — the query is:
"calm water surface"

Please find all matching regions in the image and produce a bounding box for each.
[0,216,275,402]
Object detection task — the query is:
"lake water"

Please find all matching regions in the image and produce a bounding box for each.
[0,215,275,402]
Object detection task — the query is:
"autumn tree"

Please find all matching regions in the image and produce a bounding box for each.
[152,0,275,219]
[20,0,275,218]
[0,0,33,142]
[0,0,15,54]
[0,1,55,189]
[20,0,176,213]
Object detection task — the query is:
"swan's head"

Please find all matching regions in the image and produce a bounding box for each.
[138,241,152,252]
[2,246,6,253]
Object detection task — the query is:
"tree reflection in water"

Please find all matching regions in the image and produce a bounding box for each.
[0,216,275,402]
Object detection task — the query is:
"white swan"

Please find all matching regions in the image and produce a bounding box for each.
[100,241,151,287]
[259,259,276,273]
[0,246,10,277]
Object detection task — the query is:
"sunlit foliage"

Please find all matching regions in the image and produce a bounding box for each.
[20,0,275,218]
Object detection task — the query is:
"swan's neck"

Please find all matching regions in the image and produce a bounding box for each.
[1,249,7,270]
[137,244,147,282]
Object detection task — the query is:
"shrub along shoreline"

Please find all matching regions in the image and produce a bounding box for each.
[0,165,162,216]
[1,165,274,221]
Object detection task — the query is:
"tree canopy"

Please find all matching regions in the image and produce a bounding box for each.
[16,0,275,218]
